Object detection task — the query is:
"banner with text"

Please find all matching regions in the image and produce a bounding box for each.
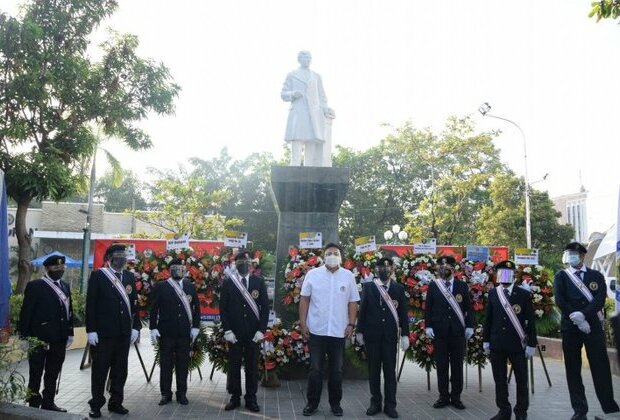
[299,232,322,249]
[224,230,248,248]
[466,245,490,262]
[514,248,539,265]
[355,235,377,254]
[413,238,437,255]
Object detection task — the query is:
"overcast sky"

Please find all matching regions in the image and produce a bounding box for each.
[4,0,620,235]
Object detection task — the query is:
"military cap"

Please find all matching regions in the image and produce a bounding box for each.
[43,254,65,267]
[169,257,185,266]
[564,242,587,254]
[104,243,127,259]
[495,260,516,270]
[436,255,456,267]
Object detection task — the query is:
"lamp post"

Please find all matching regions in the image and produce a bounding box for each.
[383,224,408,244]
[79,148,97,294]
[479,102,532,249]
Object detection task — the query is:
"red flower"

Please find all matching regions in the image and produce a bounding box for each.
[290,268,301,278]
[212,264,223,273]
[406,277,416,287]
[308,256,319,266]
[426,343,434,355]
[282,338,290,346]
[343,259,355,270]
[264,331,274,341]
[135,281,143,291]
[359,267,370,278]
[473,261,485,271]
[282,295,293,306]
[288,247,299,257]
[254,250,262,259]
[265,360,277,370]
[521,275,532,282]
[290,331,301,340]
[473,302,484,312]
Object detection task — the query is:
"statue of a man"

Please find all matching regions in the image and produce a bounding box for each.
[281,51,335,167]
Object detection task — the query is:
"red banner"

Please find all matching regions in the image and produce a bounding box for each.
[93,239,224,321]
[379,244,509,263]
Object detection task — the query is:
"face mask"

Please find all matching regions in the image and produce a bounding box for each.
[325,255,341,268]
[497,269,515,284]
[170,266,185,280]
[48,270,64,281]
[563,251,581,267]
[377,268,390,282]
[438,267,453,280]
[236,262,250,276]
[110,257,127,272]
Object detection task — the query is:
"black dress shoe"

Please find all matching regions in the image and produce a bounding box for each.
[490,412,511,420]
[108,403,129,415]
[331,405,343,416]
[303,403,318,416]
[451,400,466,410]
[570,415,587,420]
[41,403,67,412]
[433,399,450,408]
[177,395,189,405]
[366,405,382,416]
[159,395,172,406]
[89,410,102,418]
[246,401,260,412]
[225,400,240,411]
[384,407,399,418]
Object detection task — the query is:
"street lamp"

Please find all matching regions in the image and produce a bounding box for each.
[479,102,532,248]
[384,224,408,244]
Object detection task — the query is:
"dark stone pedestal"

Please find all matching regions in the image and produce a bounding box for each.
[270,166,350,319]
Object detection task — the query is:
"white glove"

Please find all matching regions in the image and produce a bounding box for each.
[191,328,199,342]
[525,346,536,359]
[87,332,99,346]
[425,327,435,339]
[224,330,238,344]
[150,329,161,344]
[363,273,374,283]
[66,336,74,349]
[400,336,410,351]
[356,333,365,345]
[483,342,490,355]
[569,311,586,325]
[465,328,474,340]
[130,329,139,344]
[577,320,591,334]
[252,331,264,343]
[20,339,29,352]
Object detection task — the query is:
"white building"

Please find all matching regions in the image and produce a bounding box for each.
[552,188,588,243]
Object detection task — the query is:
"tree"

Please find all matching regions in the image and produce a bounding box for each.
[399,117,503,245]
[95,170,147,212]
[135,169,242,239]
[589,1,620,22]
[476,173,574,270]
[0,0,179,292]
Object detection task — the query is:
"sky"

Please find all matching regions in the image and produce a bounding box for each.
[4,0,620,235]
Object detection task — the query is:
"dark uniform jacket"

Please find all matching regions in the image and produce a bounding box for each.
[554,267,606,334]
[357,281,409,342]
[149,279,200,337]
[219,274,269,340]
[484,286,537,352]
[424,279,474,337]
[85,268,141,337]
[19,279,74,344]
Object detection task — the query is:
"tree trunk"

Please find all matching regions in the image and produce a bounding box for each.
[14,198,33,294]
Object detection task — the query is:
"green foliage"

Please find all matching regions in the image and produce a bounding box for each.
[476,173,574,270]
[71,287,86,327]
[605,297,616,347]
[8,293,23,333]
[95,169,148,212]
[589,0,620,22]
[0,338,27,404]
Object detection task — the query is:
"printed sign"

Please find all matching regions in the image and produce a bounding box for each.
[299,232,322,249]
[413,238,437,255]
[466,245,490,262]
[224,230,248,248]
[355,235,377,253]
[166,237,190,251]
[514,248,539,265]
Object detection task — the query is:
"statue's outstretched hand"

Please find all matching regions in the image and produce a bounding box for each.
[292,91,303,100]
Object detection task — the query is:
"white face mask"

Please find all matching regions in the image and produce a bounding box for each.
[325,254,341,268]
[562,251,581,267]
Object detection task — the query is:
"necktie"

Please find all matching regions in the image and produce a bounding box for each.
[445,281,451,292]
[243,277,247,289]
[576,271,583,281]
[504,288,511,299]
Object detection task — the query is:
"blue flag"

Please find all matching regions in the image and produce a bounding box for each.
[0,169,10,330]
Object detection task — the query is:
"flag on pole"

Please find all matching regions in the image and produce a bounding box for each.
[616,185,620,314]
[0,169,11,333]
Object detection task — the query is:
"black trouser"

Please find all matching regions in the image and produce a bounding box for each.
[434,333,465,401]
[159,336,191,398]
[27,341,66,407]
[88,335,130,410]
[365,337,398,410]
[562,329,620,415]
[490,350,528,417]
[306,334,345,407]
[227,337,258,404]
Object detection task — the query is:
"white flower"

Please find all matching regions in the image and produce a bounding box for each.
[523,267,532,274]
[471,271,488,285]
[153,267,159,273]
[164,256,173,264]
[213,255,220,261]
[535,265,543,271]
[535,309,544,318]
[141,273,149,280]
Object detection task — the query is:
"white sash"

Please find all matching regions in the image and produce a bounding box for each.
[101,267,131,314]
[42,275,70,320]
[225,267,260,321]
[496,285,526,348]
[374,279,399,328]
[564,268,604,322]
[167,279,193,324]
[433,279,465,328]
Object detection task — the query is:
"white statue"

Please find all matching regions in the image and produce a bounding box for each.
[281,51,335,167]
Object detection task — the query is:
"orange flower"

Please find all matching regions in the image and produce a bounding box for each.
[254,250,262,259]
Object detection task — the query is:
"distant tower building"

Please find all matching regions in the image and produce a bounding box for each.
[552,186,588,242]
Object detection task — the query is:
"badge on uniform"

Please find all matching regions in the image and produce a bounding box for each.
[125,285,132,294]
[512,304,521,314]
[392,299,399,308]
[589,282,599,291]
[251,290,259,299]
[455,294,463,303]
[187,295,192,303]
